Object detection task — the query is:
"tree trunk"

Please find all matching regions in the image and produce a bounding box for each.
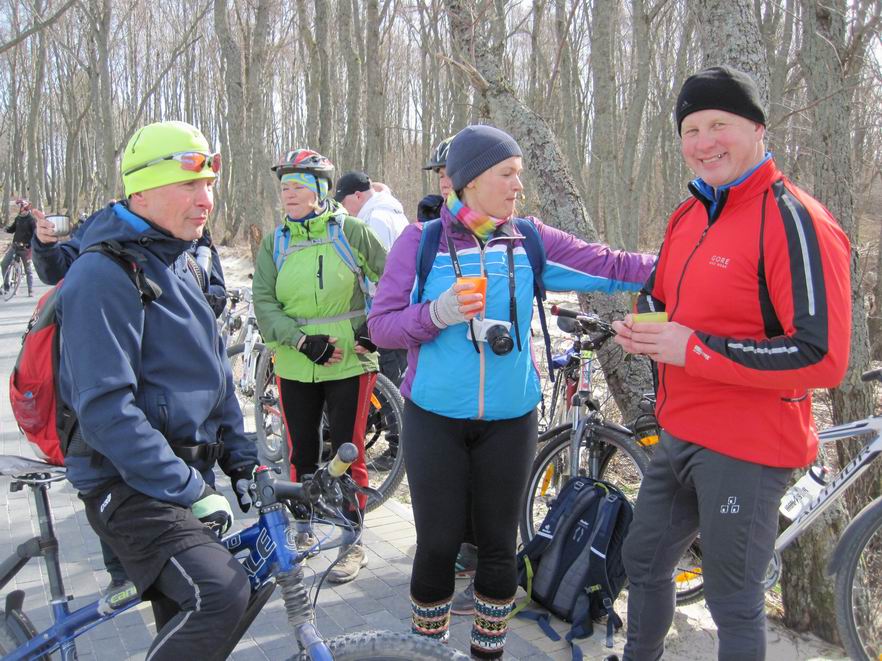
[779,0,878,642]
[364,0,385,176]
[691,0,770,107]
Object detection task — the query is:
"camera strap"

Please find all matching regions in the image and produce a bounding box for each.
[445,233,522,354]
[446,234,482,354]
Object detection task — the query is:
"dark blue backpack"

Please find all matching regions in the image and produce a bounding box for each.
[415,217,554,373]
[514,476,633,659]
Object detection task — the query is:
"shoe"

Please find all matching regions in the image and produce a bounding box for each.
[105,577,133,594]
[450,578,475,615]
[327,544,367,584]
[294,532,318,552]
[455,542,478,577]
[603,656,620,661]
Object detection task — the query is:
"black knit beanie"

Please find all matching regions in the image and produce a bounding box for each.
[675,66,766,135]
[446,125,523,191]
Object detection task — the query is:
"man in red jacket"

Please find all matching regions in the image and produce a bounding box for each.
[612,66,851,660]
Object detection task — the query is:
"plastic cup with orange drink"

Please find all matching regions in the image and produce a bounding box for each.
[456,275,487,312]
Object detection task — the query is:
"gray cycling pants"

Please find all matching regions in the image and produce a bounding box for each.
[621,431,792,661]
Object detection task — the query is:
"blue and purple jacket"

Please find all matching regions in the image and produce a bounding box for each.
[367,208,655,420]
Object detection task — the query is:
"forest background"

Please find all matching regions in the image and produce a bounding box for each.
[1,0,881,647]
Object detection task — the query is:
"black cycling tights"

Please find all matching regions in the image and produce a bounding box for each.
[404,400,537,603]
[277,373,374,518]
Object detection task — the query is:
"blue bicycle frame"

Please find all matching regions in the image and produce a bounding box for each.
[1,460,355,661]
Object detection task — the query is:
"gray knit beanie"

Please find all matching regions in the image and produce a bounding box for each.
[446,125,523,191]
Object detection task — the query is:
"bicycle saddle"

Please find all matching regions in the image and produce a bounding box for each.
[0,455,66,478]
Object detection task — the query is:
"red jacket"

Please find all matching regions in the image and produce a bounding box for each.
[639,159,851,468]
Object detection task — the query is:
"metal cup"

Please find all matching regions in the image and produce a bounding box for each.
[45,214,71,238]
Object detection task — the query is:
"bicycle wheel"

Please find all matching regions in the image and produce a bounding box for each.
[227,342,264,437]
[291,630,470,660]
[521,423,648,542]
[253,347,286,464]
[2,257,23,301]
[834,496,882,661]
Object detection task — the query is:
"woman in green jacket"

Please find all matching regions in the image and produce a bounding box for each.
[253,149,387,583]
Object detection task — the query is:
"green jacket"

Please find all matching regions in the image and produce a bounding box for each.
[253,202,387,382]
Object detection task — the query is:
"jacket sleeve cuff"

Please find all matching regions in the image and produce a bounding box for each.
[428,300,448,329]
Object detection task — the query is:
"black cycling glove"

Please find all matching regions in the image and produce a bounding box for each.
[229,465,257,513]
[355,321,377,352]
[299,334,335,365]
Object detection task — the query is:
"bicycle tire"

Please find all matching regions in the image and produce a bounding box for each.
[253,346,286,464]
[2,257,23,301]
[360,372,406,512]
[834,495,882,661]
[291,630,469,660]
[227,342,264,437]
[521,423,648,542]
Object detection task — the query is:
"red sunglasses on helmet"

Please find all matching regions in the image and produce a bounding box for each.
[124,151,221,176]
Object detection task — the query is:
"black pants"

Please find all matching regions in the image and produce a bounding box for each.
[403,400,537,602]
[621,431,791,661]
[81,483,250,660]
[277,373,373,517]
[1,244,33,293]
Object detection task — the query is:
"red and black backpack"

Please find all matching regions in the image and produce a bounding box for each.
[8,241,160,465]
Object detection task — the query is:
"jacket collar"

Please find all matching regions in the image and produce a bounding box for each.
[688,156,780,222]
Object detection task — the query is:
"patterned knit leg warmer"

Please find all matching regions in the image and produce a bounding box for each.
[470,592,514,659]
[411,595,452,643]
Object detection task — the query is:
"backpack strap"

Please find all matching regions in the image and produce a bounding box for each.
[82,240,161,305]
[328,215,373,306]
[272,225,290,272]
[416,218,443,303]
[513,217,554,382]
[589,493,625,648]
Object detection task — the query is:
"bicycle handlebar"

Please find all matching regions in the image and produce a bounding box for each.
[550,305,615,337]
[252,443,360,512]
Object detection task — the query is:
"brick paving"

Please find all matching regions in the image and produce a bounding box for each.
[0,280,845,660]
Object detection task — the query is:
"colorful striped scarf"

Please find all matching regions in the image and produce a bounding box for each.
[445,191,508,242]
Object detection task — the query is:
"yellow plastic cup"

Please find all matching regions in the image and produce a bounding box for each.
[632,311,668,324]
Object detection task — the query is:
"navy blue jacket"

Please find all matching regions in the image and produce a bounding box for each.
[32,205,228,317]
[57,203,255,505]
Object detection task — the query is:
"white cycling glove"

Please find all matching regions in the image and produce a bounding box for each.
[430,284,470,328]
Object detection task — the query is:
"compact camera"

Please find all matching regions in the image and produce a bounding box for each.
[466,318,514,355]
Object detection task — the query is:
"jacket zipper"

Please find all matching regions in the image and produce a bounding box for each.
[317,254,324,289]
[656,224,710,421]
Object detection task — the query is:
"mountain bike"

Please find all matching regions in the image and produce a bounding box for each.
[0,447,467,660]
[253,348,406,512]
[1,250,26,302]
[520,306,705,605]
[756,367,882,661]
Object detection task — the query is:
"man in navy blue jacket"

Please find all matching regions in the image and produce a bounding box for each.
[58,121,257,660]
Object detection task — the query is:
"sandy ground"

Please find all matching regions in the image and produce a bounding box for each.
[215,245,849,660]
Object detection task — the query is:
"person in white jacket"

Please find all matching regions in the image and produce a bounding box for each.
[335,171,409,251]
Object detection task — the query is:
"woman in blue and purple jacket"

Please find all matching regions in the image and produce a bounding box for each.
[367,125,654,659]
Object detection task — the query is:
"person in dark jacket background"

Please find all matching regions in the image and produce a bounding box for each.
[2,198,36,296]
[58,120,257,659]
